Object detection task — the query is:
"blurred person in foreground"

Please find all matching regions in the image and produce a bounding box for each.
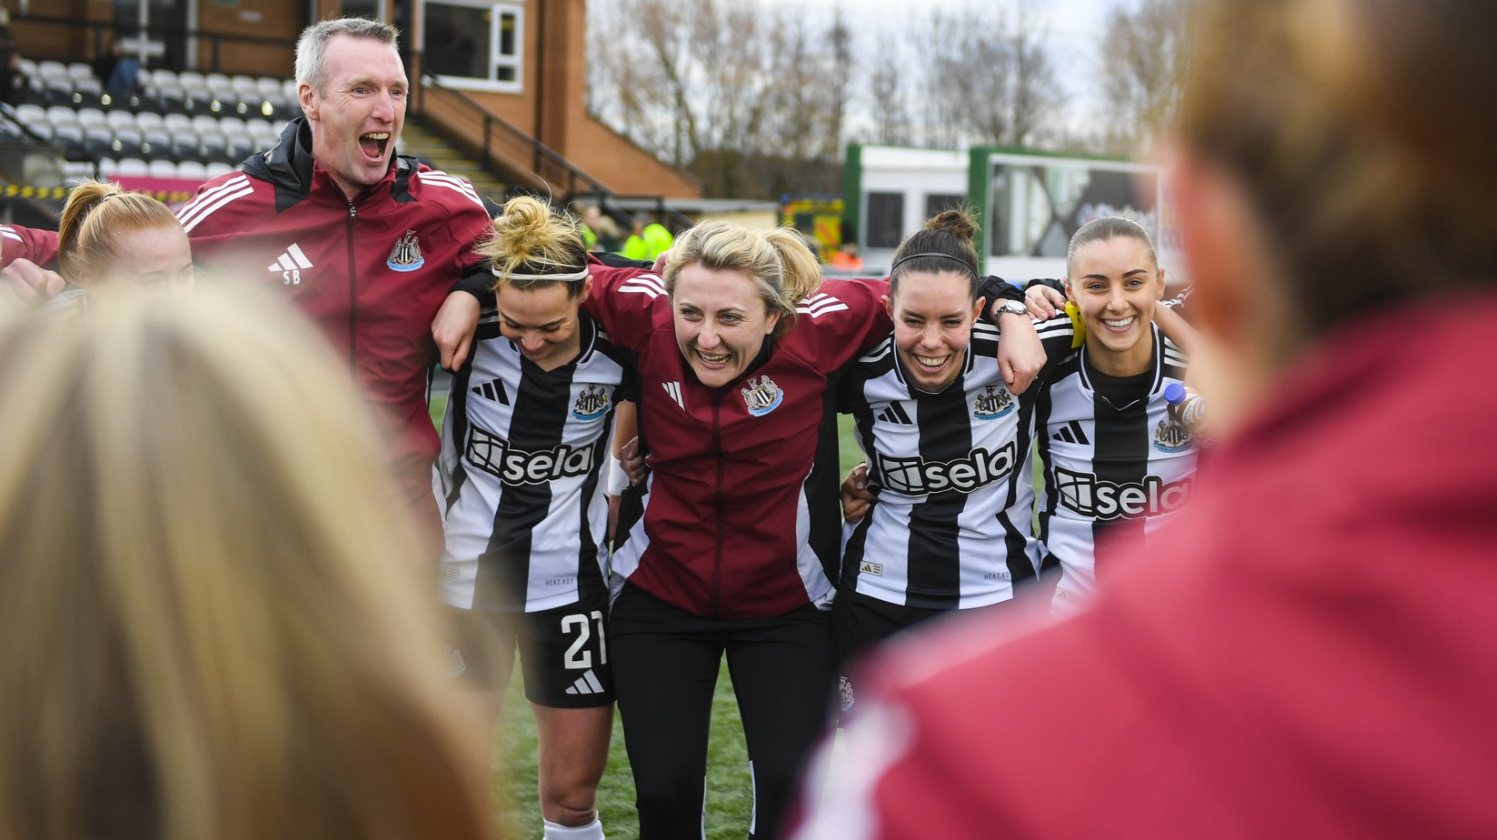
[789,0,1497,836]
[0,287,491,840]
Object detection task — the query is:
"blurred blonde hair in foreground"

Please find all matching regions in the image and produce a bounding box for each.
[0,287,490,840]
[1176,0,1497,339]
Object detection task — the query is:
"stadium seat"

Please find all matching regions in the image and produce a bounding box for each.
[218,115,247,135]
[140,129,171,160]
[16,58,36,78]
[71,78,104,105]
[134,111,164,132]
[250,129,280,151]
[256,77,282,97]
[52,124,86,159]
[205,73,232,93]
[245,117,273,135]
[67,62,94,81]
[148,159,179,179]
[191,114,220,134]
[46,106,79,127]
[155,86,187,115]
[98,157,119,178]
[169,131,200,162]
[38,60,69,80]
[107,110,137,131]
[178,71,206,90]
[77,108,108,128]
[163,113,192,133]
[62,161,100,182]
[206,161,235,179]
[196,131,228,163]
[225,134,256,161]
[42,77,75,107]
[232,75,259,95]
[177,160,208,180]
[83,126,114,158]
[150,69,179,89]
[111,128,144,158]
[16,103,46,126]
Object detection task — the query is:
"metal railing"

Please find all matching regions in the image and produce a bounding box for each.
[413,72,613,201]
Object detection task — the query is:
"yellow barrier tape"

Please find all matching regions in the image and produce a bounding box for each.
[0,185,197,202]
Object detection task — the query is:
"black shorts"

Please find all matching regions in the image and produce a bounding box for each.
[447,597,615,709]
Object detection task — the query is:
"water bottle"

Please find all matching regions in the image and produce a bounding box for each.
[1164,382,1206,431]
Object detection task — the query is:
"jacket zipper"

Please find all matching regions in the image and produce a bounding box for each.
[708,392,725,616]
[346,202,358,375]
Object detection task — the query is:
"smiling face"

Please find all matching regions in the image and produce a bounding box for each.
[888,269,982,392]
[671,264,781,388]
[1065,235,1166,376]
[495,278,589,371]
[80,224,195,294]
[300,34,407,200]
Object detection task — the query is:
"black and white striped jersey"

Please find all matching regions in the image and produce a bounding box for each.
[1035,323,1198,612]
[435,305,637,614]
[838,316,1078,610]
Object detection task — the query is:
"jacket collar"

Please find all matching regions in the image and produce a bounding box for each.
[242,117,420,212]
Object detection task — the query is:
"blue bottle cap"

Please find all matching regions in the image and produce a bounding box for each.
[1164,382,1186,405]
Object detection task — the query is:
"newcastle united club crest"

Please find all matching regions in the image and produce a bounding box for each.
[1154,415,1193,453]
[741,375,784,416]
[386,229,425,272]
[572,384,612,421]
[972,384,1015,420]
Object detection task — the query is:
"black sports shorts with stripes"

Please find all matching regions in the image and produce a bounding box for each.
[447,597,615,709]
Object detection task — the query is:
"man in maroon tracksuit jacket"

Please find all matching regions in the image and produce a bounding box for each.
[2,19,493,545]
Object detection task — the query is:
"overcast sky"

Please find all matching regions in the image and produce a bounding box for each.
[753,0,1125,129]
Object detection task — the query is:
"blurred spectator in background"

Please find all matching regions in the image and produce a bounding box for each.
[829,242,863,271]
[791,0,1497,836]
[0,286,492,840]
[93,40,140,98]
[621,214,673,262]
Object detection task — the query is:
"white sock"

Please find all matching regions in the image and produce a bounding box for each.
[542,817,604,840]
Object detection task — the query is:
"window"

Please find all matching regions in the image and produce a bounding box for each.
[865,192,904,249]
[925,193,966,220]
[423,0,523,93]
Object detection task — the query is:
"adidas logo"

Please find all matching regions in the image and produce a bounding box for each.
[662,381,685,411]
[269,243,313,285]
[471,378,510,404]
[564,669,607,696]
[1052,421,1090,445]
[878,403,913,425]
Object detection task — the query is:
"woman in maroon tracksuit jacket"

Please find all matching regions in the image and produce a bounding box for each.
[584,221,1040,839]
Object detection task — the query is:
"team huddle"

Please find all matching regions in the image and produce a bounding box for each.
[0,15,1204,840]
[427,191,1202,840]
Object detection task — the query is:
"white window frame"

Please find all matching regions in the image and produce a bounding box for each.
[422,0,524,94]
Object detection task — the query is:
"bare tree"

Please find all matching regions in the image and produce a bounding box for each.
[865,32,911,146]
[589,0,856,197]
[905,4,1066,150]
[1099,0,1191,154]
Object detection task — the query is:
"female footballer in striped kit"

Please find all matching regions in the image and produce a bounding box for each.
[834,210,1075,689]
[1034,217,1199,612]
[435,196,635,840]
